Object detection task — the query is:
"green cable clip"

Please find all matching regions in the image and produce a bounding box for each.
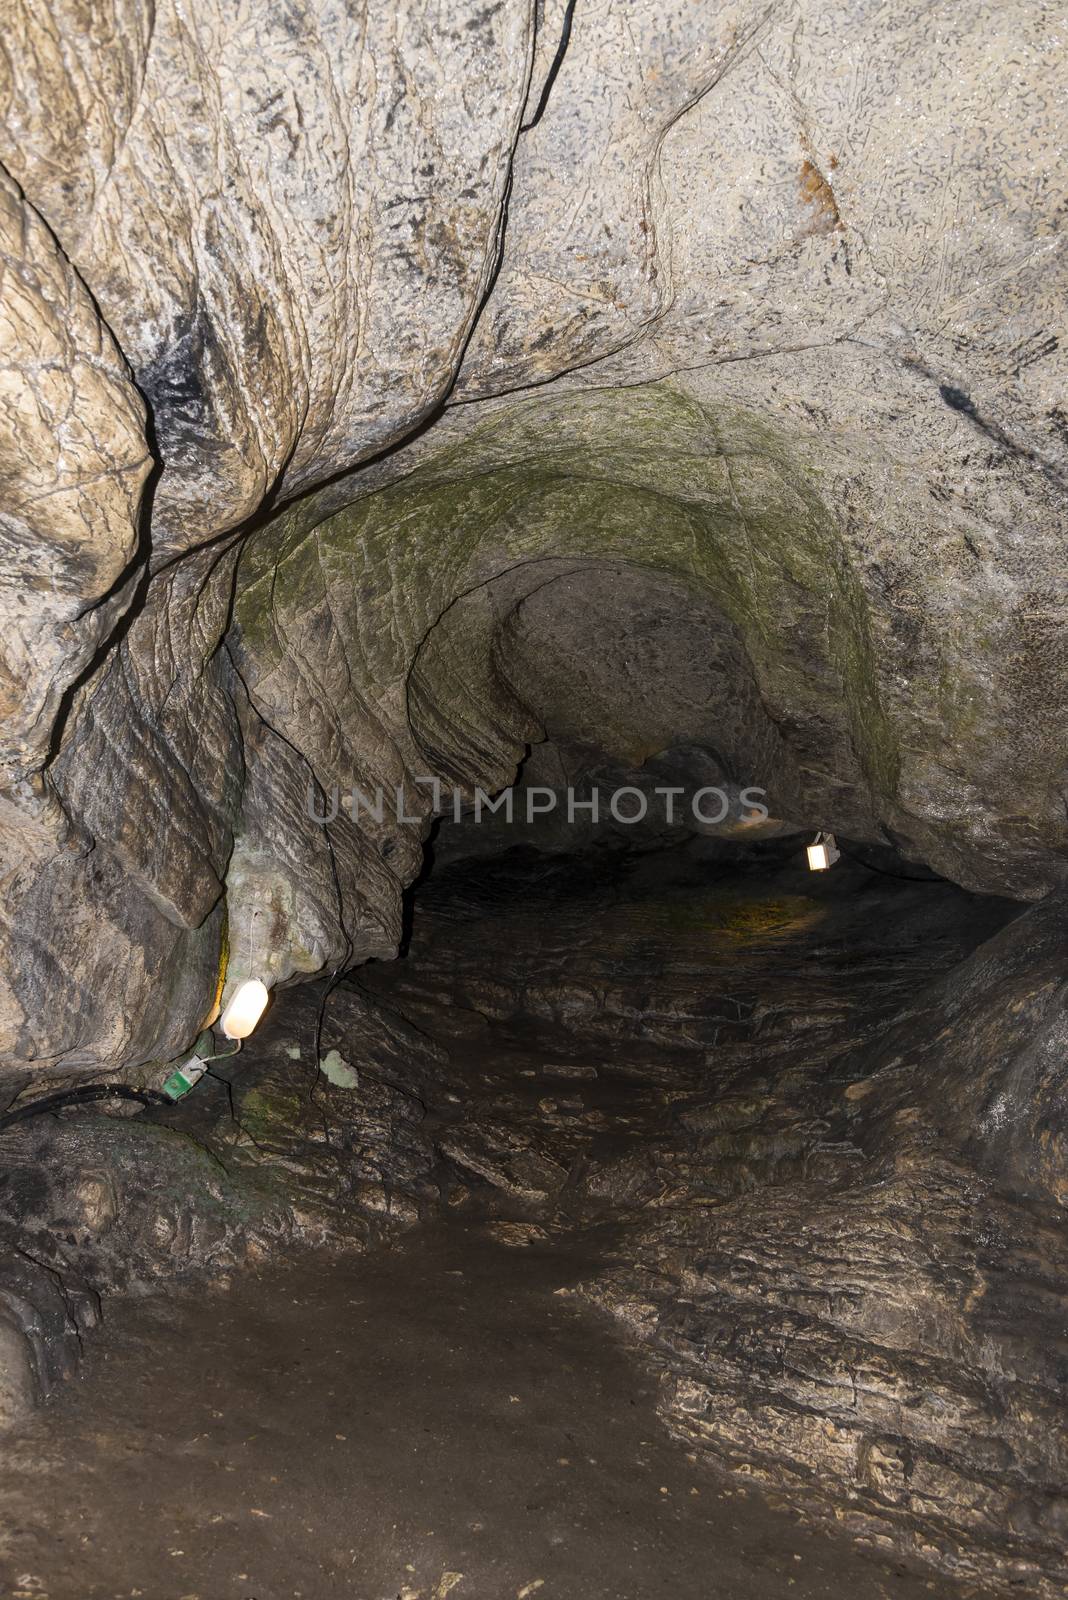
[161,1030,230,1102]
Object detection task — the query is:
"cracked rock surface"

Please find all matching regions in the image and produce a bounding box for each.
[0,0,1065,1074]
[1,3,1068,1593]
[357,842,1068,1594]
[4,836,1068,1594]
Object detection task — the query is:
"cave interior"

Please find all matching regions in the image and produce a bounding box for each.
[1,2,1067,1597]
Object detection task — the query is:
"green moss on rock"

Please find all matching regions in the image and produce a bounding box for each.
[235,382,898,812]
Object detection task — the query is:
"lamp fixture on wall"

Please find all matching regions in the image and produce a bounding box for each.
[806,831,840,871]
[220,978,270,1040]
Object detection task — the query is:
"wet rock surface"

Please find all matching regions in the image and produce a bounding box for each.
[0,980,440,1428]
[1,7,1066,1593]
[355,843,1068,1593]
[4,838,1066,1593]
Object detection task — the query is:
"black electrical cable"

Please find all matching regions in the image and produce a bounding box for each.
[834,842,943,883]
[0,1029,245,1134]
[775,834,942,883]
[303,768,358,1146]
[311,797,356,1087]
[224,641,354,1112]
[0,1083,170,1133]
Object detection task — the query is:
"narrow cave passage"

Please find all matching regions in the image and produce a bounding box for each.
[0,832,1024,1599]
[3,6,1067,1592]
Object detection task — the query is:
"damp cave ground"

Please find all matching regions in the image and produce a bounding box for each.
[0,839,1024,1599]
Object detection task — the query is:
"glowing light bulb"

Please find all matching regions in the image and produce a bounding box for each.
[806,832,840,872]
[220,978,270,1040]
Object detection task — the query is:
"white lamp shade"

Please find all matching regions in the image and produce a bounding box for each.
[220,978,270,1039]
[807,841,830,871]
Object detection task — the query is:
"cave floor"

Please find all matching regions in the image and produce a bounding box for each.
[0,1217,971,1600]
[0,844,1027,1599]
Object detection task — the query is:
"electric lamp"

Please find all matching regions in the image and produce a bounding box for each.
[220,978,270,1040]
[806,831,840,871]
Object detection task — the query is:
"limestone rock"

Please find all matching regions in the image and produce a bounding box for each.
[0,0,1065,1075]
[0,8,1067,1583]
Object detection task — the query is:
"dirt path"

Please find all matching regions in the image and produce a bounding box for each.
[0,1219,975,1600]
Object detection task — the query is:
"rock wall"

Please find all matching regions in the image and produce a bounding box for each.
[0,0,1065,1081]
[355,842,1068,1593]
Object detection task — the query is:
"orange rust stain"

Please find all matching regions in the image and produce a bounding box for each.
[798,158,843,238]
